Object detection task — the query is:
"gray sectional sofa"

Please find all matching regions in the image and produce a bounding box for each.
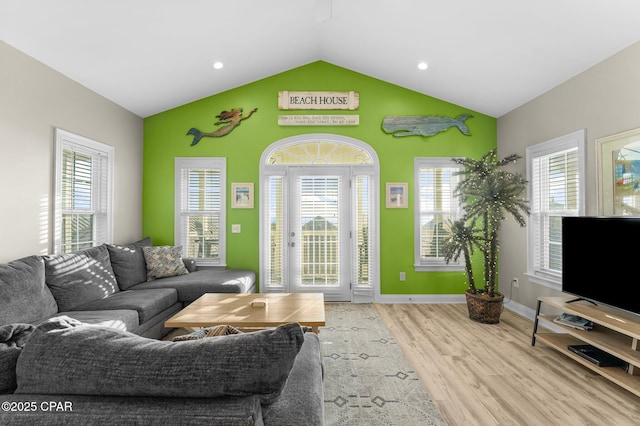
[0,239,325,425]
[1,238,256,340]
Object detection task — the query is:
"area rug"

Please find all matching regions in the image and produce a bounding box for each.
[320,303,446,426]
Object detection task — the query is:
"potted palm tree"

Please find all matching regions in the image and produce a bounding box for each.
[443,149,529,323]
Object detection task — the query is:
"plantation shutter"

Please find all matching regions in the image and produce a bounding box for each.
[175,158,226,266]
[530,147,579,279]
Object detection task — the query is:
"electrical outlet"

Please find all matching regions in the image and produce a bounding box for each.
[399,272,406,281]
[513,277,519,288]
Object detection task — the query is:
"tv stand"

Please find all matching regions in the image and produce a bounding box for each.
[532,296,640,397]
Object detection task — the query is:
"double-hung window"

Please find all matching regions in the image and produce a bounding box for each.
[54,128,113,254]
[526,129,585,288]
[414,158,463,271]
[175,158,226,266]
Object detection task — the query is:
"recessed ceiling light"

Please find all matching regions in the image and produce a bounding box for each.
[212,61,224,70]
[417,62,429,70]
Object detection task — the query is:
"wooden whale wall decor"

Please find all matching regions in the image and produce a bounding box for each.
[382,114,472,137]
[187,107,258,146]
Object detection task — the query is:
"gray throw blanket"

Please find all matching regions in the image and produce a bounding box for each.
[0,323,34,393]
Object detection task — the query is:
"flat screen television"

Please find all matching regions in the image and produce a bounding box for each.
[562,216,640,317]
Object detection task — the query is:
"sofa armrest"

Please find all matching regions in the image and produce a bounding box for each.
[0,394,264,426]
[262,332,324,426]
[16,317,303,405]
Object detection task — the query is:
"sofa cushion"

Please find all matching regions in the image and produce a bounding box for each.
[142,246,189,281]
[16,317,304,404]
[0,323,34,394]
[43,245,119,311]
[0,255,58,324]
[71,289,178,324]
[106,237,152,290]
[131,269,256,302]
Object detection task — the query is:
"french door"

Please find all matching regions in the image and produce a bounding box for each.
[260,134,378,303]
[288,167,351,301]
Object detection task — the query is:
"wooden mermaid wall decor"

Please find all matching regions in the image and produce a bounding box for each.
[187,107,258,146]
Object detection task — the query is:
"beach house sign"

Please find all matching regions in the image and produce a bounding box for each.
[278,91,359,110]
[277,91,360,126]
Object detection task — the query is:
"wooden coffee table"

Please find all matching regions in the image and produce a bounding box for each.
[165,293,326,333]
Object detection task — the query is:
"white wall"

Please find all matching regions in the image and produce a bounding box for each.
[497,41,640,311]
[0,41,143,262]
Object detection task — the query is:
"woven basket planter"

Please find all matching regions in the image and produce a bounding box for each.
[465,290,504,324]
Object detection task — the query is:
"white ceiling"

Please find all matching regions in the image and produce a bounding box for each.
[1,0,639,118]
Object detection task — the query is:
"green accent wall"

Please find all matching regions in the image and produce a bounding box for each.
[143,61,496,295]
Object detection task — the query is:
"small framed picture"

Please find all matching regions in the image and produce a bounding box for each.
[386,182,408,208]
[231,182,254,209]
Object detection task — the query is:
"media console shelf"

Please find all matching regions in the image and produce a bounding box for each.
[532,296,640,397]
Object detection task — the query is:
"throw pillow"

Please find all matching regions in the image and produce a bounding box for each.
[43,245,119,311]
[0,255,58,325]
[16,317,304,404]
[142,246,189,281]
[182,258,197,273]
[106,237,152,290]
[173,325,243,341]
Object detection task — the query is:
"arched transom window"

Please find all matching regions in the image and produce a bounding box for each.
[267,141,373,165]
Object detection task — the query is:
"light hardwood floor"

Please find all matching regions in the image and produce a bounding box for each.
[375,303,640,426]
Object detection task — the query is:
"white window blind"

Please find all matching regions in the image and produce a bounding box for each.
[414,158,462,271]
[527,130,585,288]
[175,158,226,266]
[296,176,341,287]
[265,175,285,287]
[354,175,371,286]
[54,129,113,254]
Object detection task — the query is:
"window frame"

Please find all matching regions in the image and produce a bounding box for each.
[174,157,226,267]
[526,129,586,289]
[414,157,464,272]
[53,128,114,254]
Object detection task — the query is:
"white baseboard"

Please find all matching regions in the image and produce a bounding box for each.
[375,294,466,304]
[503,298,536,320]
[374,295,565,332]
[376,295,534,319]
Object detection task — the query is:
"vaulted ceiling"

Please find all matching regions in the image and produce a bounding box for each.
[1,0,639,118]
